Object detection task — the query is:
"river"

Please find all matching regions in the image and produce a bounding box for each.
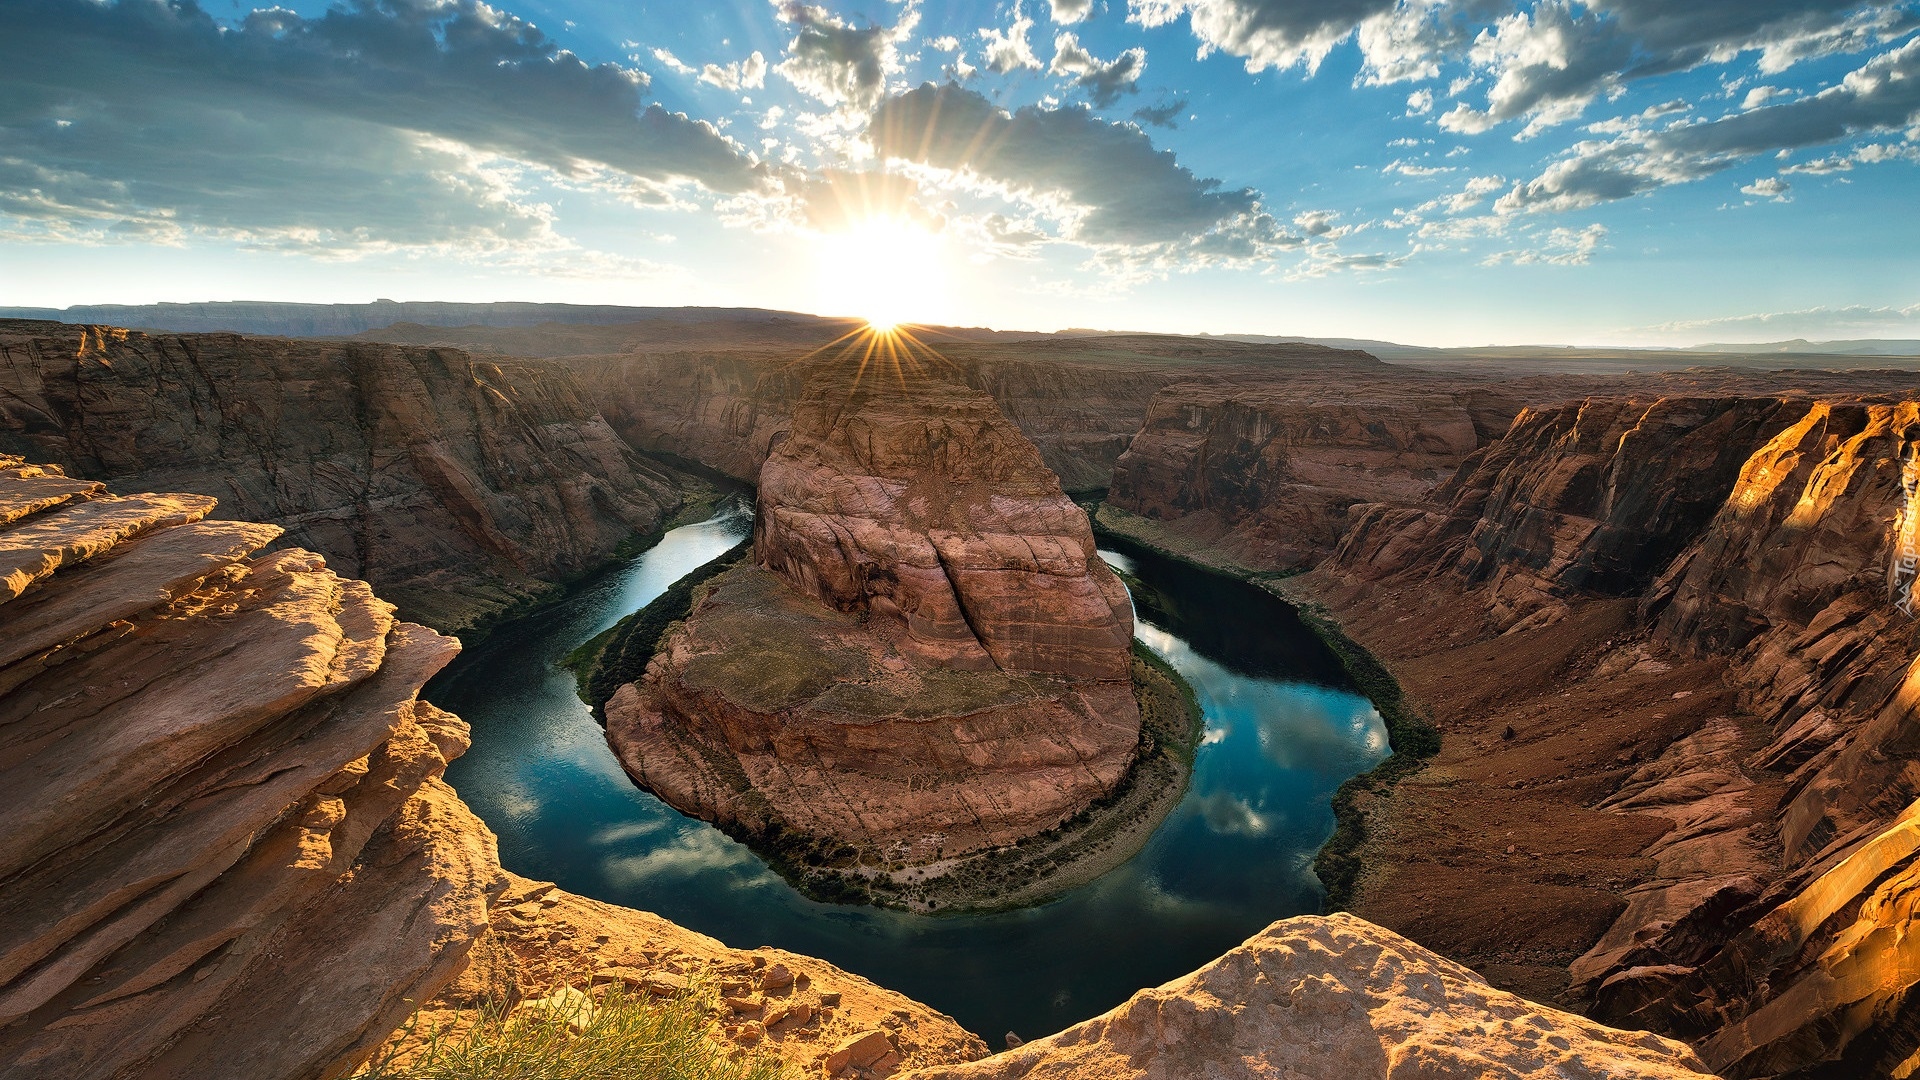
[427,501,1388,1042]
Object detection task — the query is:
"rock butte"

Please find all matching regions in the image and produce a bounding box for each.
[604,365,1143,865]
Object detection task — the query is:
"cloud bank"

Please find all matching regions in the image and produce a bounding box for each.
[0,0,765,251]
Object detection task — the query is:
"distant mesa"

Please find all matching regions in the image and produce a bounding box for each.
[601,363,1143,878]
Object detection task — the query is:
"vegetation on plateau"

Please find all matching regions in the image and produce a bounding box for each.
[354,984,790,1080]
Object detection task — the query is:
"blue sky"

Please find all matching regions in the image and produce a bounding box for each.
[2,0,1918,344]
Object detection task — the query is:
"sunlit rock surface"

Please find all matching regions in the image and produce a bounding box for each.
[0,453,501,1080]
[900,914,1715,1080]
[1312,386,1920,1076]
[0,454,988,1080]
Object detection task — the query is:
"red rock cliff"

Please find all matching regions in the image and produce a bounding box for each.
[0,320,695,633]
[1314,387,1920,1077]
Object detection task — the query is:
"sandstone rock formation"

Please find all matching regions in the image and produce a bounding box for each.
[562,335,1378,492]
[1102,374,1520,571]
[0,453,501,1080]
[0,320,696,633]
[605,367,1142,870]
[1289,383,1920,1075]
[407,872,989,1075]
[899,914,1715,1080]
[1327,395,1806,631]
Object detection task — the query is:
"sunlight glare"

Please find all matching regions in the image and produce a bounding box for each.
[815,217,948,331]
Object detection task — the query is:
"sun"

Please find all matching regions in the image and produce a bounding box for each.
[815,217,948,331]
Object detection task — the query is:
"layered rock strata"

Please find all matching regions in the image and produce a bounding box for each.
[1295,388,1920,1076]
[900,914,1715,1080]
[605,368,1141,869]
[1101,375,1522,571]
[0,453,1733,1080]
[0,453,501,1080]
[562,336,1381,492]
[0,320,695,633]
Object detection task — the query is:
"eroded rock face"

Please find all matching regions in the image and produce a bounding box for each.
[1312,387,1920,1076]
[406,873,990,1076]
[757,366,1134,680]
[0,454,503,1080]
[899,914,1714,1080]
[1103,376,1517,572]
[561,336,1372,493]
[605,368,1141,865]
[0,452,997,1079]
[1327,396,1805,632]
[0,320,695,633]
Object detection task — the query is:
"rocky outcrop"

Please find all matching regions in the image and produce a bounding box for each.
[0,320,696,633]
[605,367,1142,871]
[900,913,1714,1080]
[1102,375,1519,571]
[0,453,502,1080]
[1325,396,1806,628]
[756,366,1135,681]
[409,872,990,1075]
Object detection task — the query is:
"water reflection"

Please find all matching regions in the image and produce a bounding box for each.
[429,507,1388,1042]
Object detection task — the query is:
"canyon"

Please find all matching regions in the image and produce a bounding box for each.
[8,312,1920,1078]
[1111,377,1920,1077]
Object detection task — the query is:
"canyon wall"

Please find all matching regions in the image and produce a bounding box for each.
[1298,387,1920,1077]
[0,321,695,633]
[560,337,1382,493]
[1102,374,1523,570]
[0,454,1731,1079]
[604,367,1142,872]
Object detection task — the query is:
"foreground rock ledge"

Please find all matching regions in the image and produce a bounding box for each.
[606,366,1142,867]
[901,913,1714,1080]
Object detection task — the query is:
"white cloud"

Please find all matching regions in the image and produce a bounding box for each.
[700,51,768,91]
[652,47,697,75]
[981,11,1044,72]
[1051,0,1095,24]
[0,0,766,254]
[1497,36,1920,214]
[1635,301,1920,338]
[1740,176,1792,200]
[774,2,920,113]
[1406,88,1434,116]
[869,83,1302,271]
[1050,32,1146,107]
[1481,222,1607,265]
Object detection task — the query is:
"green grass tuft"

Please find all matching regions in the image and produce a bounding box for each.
[353,985,791,1080]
